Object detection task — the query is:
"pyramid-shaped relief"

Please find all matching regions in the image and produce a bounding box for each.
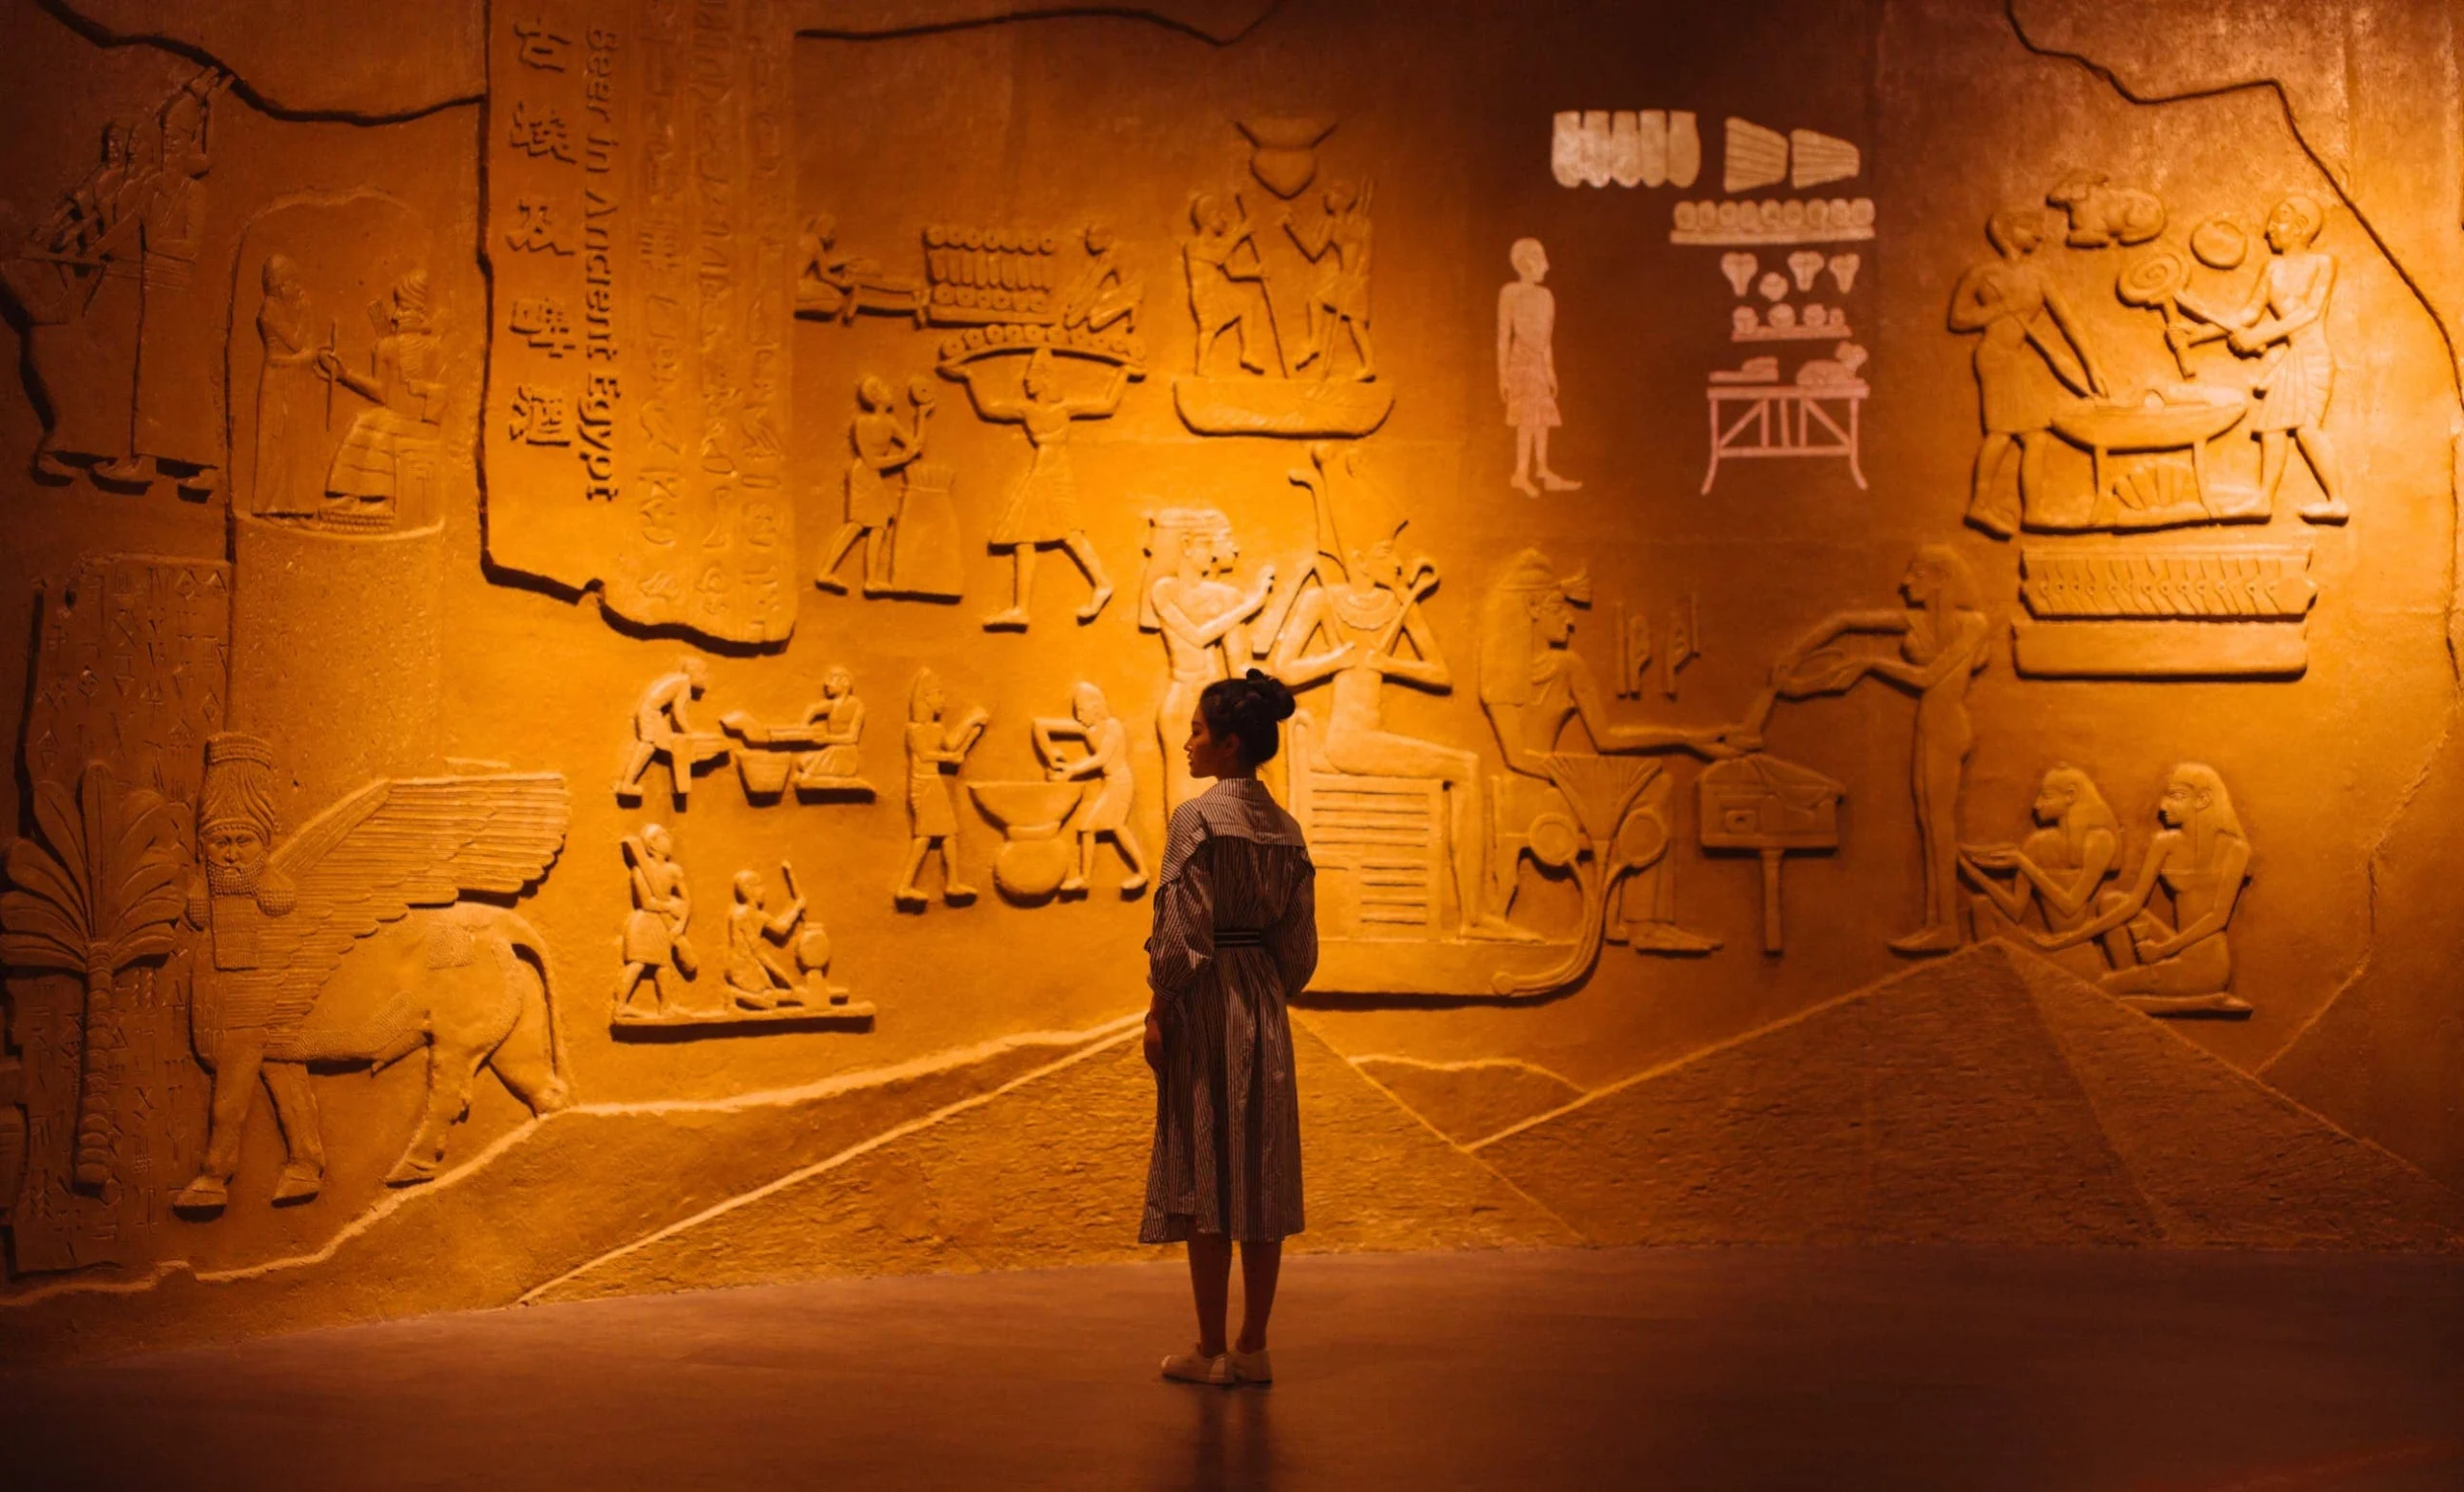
[1476,944,2464,1249]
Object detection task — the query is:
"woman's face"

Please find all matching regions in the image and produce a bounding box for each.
[1185,707,1245,781]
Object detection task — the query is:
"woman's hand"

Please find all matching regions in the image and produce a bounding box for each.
[1142,1011,1165,1071]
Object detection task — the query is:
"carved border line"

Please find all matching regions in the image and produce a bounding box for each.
[0,1016,1142,1306]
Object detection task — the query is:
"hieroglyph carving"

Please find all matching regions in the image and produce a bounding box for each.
[1701,345,1869,493]
[1611,595,1699,699]
[1770,546,1991,956]
[2017,763,2254,1017]
[897,670,988,909]
[485,2,797,643]
[1671,197,1874,245]
[614,657,728,805]
[1552,111,1701,190]
[815,375,962,601]
[171,736,572,1212]
[1499,239,1580,496]
[721,666,876,798]
[1175,134,1395,438]
[2,67,231,495]
[971,683,1149,903]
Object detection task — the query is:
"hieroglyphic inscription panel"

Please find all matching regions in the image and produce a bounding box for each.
[484,1,796,643]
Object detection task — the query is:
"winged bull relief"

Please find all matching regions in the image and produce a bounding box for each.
[172,733,573,1213]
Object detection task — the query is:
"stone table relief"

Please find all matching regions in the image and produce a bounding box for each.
[942,347,1128,629]
[1498,238,1580,496]
[170,735,572,1211]
[1697,744,1845,955]
[1142,507,1281,811]
[2024,764,2254,1018]
[1700,345,1870,493]
[1770,546,1992,957]
[815,375,961,601]
[2011,543,2314,678]
[614,825,696,1018]
[896,670,988,909]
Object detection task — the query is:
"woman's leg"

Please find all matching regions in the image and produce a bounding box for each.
[1235,1240,1281,1352]
[1187,1234,1233,1356]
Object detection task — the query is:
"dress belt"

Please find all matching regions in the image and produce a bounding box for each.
[1215,926,1267,948]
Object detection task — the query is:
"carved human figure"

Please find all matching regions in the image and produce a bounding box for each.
[251,253,322,518]
[614,656,729,804]
[1946,208,2107,537]
[817,375,932,594]
[127,72,223,492]
[897,669,988,907]
[792,666,866,789]
[615,825,697,1014]
[1059,223,1144,336]
[1498,238,1579,497]
[1283,180,1373,378]
[2031,764,2253,1015]
[1478,550,1745,951]
[2225,194,2345,523]
[1959,765,2120,940]
[172,734,570,1211]
[1774,545,1992,955]
[1143,507,1277,810]
[1272,445,1527,941]
[316,269,447,528]
[797,212,923,324]
[946,347,1122,629]
[724,865,808,1012]
[1184,191,1279,376]
[1034,682,1151,895]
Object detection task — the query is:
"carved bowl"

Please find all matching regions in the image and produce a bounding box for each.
[969,781,1086,836]
[2051,385,2246,450]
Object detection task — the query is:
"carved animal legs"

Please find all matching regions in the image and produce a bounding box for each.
[490,971,571,1116]
[384,1041,489,1187]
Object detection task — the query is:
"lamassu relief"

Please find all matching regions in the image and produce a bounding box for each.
[3,0,2463,1365]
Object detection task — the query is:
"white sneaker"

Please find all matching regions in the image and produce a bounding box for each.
[1160,1348,1233,1386]
[1228,1347,1272,1385]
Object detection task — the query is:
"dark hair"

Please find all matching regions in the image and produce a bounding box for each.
[1199,669,1297,767]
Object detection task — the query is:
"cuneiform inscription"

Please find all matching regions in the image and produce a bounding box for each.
[2020,545,2315,619]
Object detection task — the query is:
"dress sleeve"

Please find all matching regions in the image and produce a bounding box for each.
[1144,810,1215,1003]
[1271,852,1318,995]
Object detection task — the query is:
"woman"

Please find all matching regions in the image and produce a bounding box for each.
[1774,545,1991,954]
[1143,669,1316,1388]
[2030,762,2252,1015]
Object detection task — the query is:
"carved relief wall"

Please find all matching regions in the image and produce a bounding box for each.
[4,0,2463,1365]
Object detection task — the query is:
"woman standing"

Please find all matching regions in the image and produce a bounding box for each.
[1142,670,1315,1387]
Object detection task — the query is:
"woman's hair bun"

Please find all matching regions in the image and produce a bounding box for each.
[1244,668,1297,722]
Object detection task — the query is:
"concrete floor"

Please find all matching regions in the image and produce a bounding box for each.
[4,1247,2461,1491]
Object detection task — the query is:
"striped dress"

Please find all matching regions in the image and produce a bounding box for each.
[1141,777,1317,1244]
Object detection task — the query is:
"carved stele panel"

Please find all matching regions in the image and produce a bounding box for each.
[483,2,797,643]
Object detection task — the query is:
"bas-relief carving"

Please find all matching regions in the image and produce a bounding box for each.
[941,347,1127,629]
[614,657,729,806]
[612,854,871,1036]
[1954,194,2348,537]
[1610,595,1699,701]
[1143,508,1280,811]
[1174,127,1395,438]
[1701,344,1869,493]
[814,375,962,601]
[1770,547,1992,957]
[614,825,697,1018]
[6,557,227,1272]
[796,214,927,325]
[3,67,231,496]
[1671,196,1875,246]
[2013,544,2312,676]
[1967,763,2255,1017]
[723,666,877,799]
[896,670,988,909]
[1721,117,1861,194]
[172,736,572,1211]
[484,1,798,645]
[970,683,1148,904]
[1498,239,1580,496]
